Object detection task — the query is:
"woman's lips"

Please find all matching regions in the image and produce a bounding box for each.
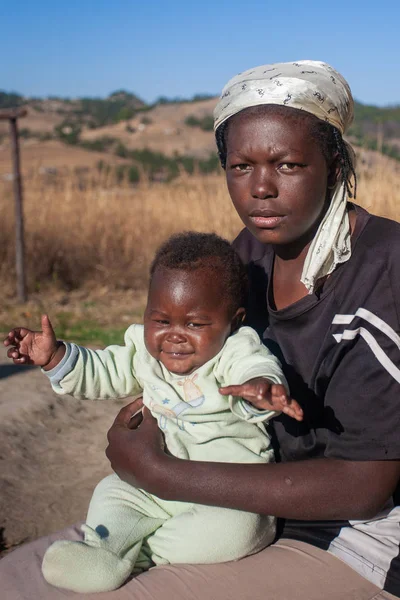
[249,209,285,229]
[249,215,285,228]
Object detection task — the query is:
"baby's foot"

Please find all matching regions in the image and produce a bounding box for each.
[42,538,133,593]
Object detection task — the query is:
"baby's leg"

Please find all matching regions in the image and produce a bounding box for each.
[42,474,170,593]
[146,503,275,566]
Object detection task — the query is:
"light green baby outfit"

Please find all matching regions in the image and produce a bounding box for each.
[42,326,287,593]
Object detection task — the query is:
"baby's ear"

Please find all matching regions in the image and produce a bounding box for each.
[231,308,246,333]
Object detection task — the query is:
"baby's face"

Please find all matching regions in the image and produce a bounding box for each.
[144,266,236,375]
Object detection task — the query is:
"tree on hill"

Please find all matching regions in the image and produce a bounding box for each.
[108,90,145,107]
[0,91,24,109]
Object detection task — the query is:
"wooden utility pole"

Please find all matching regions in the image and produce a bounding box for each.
[0,108,27,303]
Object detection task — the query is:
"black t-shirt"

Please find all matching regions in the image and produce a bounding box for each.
[233,204,400,596]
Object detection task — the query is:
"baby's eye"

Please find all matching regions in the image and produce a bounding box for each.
[155,319,169,325]
[187,322,205,328]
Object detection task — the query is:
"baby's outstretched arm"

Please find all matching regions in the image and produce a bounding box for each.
[219,377,303,421]
[3,314,65,370]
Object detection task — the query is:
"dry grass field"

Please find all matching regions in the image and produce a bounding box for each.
[0,139,129,176]
[1,149,399,284]
[0,170,242,292]
[0,147,399,337]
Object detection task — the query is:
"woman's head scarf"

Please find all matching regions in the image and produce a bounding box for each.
[214,60,355,294]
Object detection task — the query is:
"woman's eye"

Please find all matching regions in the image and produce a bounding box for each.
[279,162,302,171]
[232,163,250,172]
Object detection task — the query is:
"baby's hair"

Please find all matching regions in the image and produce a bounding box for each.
[215,104,357,199]
[150,231,248,314]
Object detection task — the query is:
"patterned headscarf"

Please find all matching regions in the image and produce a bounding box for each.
[214,60,355,294]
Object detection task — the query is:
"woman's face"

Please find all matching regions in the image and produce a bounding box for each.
[225,109,333,248]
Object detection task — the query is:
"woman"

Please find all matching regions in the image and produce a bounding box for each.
[2,61,400,599]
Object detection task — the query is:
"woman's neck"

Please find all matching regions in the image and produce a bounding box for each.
[270,205,327,309]
[271,206,357,310]
[271,227,316,309]
[272,248,310,310]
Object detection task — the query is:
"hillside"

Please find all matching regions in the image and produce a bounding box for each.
[79,98,217,158]
[0,90,400,179]
[348,101,400,157]
[0,90,145,130]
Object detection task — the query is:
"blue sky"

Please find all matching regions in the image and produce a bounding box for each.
[1,0,399,106]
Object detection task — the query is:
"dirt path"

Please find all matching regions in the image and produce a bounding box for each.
[0,345,129,554]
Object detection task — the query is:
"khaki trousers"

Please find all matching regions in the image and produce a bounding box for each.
[1,523,398,600]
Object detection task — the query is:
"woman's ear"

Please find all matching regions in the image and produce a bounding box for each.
[327,153,341,190]
[231,308,246,333]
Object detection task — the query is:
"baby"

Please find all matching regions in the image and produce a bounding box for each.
[4,232,302,594]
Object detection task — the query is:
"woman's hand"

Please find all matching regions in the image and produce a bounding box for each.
[105,398,168,493]
[3,314,65,369]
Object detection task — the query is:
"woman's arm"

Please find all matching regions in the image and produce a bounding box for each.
[106,402,400,521]
[157,454,400,521]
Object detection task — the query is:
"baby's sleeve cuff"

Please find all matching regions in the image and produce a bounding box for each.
[228,395,279,423]
[42,343,79,387]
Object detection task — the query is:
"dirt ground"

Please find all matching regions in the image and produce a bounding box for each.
[0,343,131,555]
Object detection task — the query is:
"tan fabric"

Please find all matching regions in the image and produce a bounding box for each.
[213,60,353,134]
[213,60,356,294]
[1,525,398,599]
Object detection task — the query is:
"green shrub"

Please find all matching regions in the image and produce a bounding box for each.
[54,121,81,145]
[185,115,200,127]
[0,91,23,109]
[38,132,53,141]
[198,153,220,174]
[114,106,136,122]
[177,155,195,175]
[185,114,214,131]
[128,165,140,183]
[19,128,33,138]
[80,136,117,152]
[115,141,129,157]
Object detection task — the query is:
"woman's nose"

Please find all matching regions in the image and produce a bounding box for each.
[251,167,277,199]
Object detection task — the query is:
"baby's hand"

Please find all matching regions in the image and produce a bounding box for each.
[3,314,65,369]
[219,377,303,421]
